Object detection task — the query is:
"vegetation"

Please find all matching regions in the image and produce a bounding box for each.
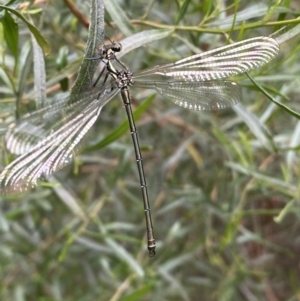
[0,0,300,300]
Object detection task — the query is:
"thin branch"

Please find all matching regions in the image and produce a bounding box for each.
[63,0,89,28]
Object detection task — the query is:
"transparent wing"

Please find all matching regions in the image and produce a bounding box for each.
[0,86,119,195]
[136,80,241,111]
[5,93,81,155]
[6,83,116,155]
[134,36,279,81]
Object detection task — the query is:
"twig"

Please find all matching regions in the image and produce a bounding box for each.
[63,0,89,28]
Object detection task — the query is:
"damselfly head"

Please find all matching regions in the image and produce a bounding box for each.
[110,42,122,53]
[96,42,122,59]
[100,42,122,53]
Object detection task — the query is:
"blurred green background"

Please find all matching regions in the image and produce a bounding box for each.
[0,0,300,300]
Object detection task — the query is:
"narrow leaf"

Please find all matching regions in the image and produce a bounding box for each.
[120,283,155,301]
[271,17,300,44]
[32,34,46,109]
[176,0,191,25]
[117,29,173,59]
[0,4,50,55]
[225,162,297,193]
[247,72,300,119]
[1,10,18,59]
[70,0,104,97]
[233,104,277,153]
[98,222,144,277]
[104,0,133,36]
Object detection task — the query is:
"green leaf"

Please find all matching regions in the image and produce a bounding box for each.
[1,10,18,59]
[117,29,173,60]
[225,162,297,193]
[70,0,104,97]
[56,46,69,91]
[104,0,133,36]
[85,94,155,152]
[32,34,46,108]
[119,283,155,301]
[233,104,277,153]
[0,4,50,55]
[4,0,24,8]
[16,41,32,118]
[176,0,192,25]
[272,17,300,44]
[247,72,300,120]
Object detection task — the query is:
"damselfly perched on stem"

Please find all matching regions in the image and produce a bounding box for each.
[0,36,279,257]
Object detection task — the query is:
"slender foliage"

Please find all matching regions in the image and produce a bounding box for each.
[0,1,300,300]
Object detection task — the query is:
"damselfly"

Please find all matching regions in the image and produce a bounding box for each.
[0,36,279,257]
